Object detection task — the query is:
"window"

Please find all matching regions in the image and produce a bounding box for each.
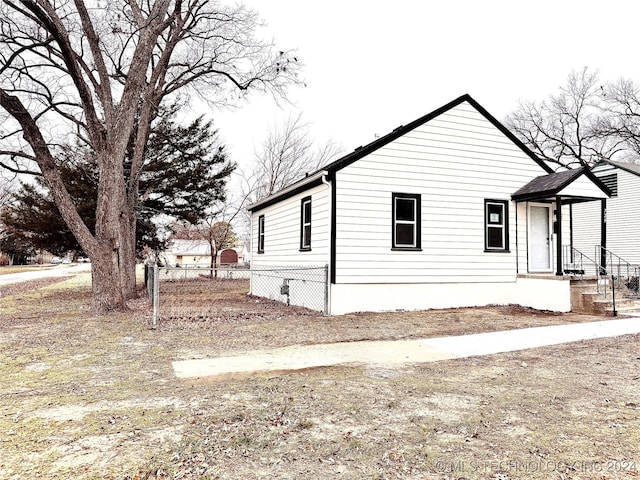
[485,200,509,251]
[392,193,421,249]
[300,196,312,251]
[257,215,265,254]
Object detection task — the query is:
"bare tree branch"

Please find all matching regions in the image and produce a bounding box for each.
[0,0,303,311]
[598,78,640,162]
[505,67,624,169]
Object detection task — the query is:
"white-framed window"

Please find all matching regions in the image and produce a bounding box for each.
[485,199,509,251]
[392,193,421,249]
[300,196,312,251]
[257,214,265,254]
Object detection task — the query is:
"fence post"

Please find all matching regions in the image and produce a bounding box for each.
[144,264,151,299]
[152,263,159,329]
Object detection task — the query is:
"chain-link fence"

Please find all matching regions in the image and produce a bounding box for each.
[145,264,328,325]
[249,265,329,313]
[154,265,251,282]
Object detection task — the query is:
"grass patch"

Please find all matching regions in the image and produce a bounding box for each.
[1,274,639,479]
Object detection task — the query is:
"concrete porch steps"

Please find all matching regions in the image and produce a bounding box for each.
[570,277,640,316]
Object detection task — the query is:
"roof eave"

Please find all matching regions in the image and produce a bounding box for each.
[582,167,613,197]
[249,93,553,213]
[511,189,559,202]
[247,170,329,212]
[600,159,640,178]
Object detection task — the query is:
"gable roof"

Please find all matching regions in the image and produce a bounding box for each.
[166,239,212,256]
[322,93,553,175]
[512,167,611,202]
[249,94,552,212]
[598,159,640,177]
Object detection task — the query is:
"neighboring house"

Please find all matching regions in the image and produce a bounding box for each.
[572,159,640,269]
[164,239,212,267]
[163,240,246,267]
[248,94,609,314]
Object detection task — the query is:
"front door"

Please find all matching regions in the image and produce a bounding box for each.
[529,205,552,272]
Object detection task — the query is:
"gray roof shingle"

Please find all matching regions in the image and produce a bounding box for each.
[512,167,602,201]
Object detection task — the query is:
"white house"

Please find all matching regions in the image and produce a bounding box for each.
[248,94,610,314]
[164,239,212,267]
[572,159,640,270]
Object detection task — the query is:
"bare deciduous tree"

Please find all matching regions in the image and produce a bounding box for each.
[505,67,624,169]
[599,78,640,162]
[0,0,301,312]
[243,113,341,203]
[199,219,238,273]
[0,174,15,261]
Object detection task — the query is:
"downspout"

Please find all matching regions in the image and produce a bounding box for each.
[515,201,519,274]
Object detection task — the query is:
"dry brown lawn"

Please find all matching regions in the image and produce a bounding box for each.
[0,274,639,480]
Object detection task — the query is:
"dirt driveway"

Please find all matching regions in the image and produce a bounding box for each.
[1,275,639,480]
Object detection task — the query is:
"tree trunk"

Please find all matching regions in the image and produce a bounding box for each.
[90,242,126,312]
[91,151,129,311]
[119,211,138,300]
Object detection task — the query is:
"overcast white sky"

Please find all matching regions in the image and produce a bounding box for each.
[213,0,640,173]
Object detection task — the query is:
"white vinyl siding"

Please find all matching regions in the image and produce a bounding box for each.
[606,168,640,265]
[557,175,608,199]
[334,101,548,284]
[573,165,640,267]
[251,184,330,267]
[571,201,601,265]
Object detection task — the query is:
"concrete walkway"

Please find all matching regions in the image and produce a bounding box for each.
[172,317,640,379]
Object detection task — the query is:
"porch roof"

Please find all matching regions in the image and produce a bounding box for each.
[511,167,611,203]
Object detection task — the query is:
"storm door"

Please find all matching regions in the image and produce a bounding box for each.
[529,205,553,272]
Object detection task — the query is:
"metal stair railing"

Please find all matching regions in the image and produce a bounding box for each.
[595,246,640,298]
[562,245,596,277]
[595,247,640,316]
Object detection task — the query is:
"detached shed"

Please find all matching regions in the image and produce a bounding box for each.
[219,248,238,265]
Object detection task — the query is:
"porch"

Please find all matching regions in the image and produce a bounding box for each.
[511,167,611,278]
[518,270,640,316]
[510,167,640,315]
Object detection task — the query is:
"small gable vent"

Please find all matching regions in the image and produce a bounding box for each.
[599,173,618,197]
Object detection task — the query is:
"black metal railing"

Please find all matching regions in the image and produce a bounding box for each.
[562,245,595,276]
[594,247,640,316]
[562,245,640,316]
